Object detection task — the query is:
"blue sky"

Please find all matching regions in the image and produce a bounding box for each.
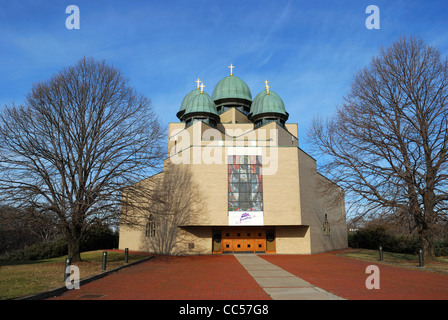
[1,0,448,154]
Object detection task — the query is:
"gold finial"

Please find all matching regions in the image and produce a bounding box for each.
[199,82,205,94]
[195,78,202,89]
[228,63,235,76]
[264,79,270,95]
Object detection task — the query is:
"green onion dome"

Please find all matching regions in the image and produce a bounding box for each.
[212,75,252,103]
[249,89,288,122]
[181,91,219,122]
[177,87,201,119]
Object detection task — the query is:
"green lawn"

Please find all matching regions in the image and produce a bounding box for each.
[0,250,147,300]
[341,248,448,273]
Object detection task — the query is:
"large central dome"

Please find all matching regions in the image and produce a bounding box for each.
[212,75,252,103]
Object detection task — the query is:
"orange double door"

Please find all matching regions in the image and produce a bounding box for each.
[213,228,275,254]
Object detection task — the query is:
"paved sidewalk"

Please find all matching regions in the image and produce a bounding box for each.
[234,254,343,300]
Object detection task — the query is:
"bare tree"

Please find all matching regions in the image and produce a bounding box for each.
[123,163,204,255]
[309,36,448,261]
[1,205,60,242]
[0,57,164,261]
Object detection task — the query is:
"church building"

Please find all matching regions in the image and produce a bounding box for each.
[119,65,348,255]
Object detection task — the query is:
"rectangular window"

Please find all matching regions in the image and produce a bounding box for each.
[323,214,331,236]
[146,219,155,237]
[228,155,263,211]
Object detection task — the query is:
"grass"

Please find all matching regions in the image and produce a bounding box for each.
[0,250,148,300]
[341,248,448,273]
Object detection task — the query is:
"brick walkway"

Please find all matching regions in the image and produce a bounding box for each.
[50,250,448,300]
[52,254,271,300]
[261,250,448,300]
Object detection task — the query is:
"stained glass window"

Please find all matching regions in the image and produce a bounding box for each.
[228,155,263,211]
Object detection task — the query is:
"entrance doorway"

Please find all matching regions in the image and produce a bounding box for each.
[212,227,275,254]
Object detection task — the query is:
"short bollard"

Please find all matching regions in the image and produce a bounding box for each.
[102,251,107,271]
[125,248,129,264]
[379,246,383,261]
[64,257,72,281]
[418,249,424,267]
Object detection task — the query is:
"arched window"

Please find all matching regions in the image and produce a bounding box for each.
[146,215,155,237]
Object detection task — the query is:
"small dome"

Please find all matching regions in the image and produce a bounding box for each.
[212,75,252,103]
[249,90,269,116]
[249,90,288,121]
[181,91,219,121]
[177,88,201,119]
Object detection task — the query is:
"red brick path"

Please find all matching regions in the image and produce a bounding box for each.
[52,254,271,300]
[51,250,448,300]
[261,250,448,300]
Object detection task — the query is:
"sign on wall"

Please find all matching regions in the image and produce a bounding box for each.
[229,211,263,226]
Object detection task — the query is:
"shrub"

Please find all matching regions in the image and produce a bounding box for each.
[81,225,118,252]
[435,239,448,257]
[0,224,118,264]
[349,226,419,254]
[0,236,67,264]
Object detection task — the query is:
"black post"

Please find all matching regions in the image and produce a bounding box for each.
[379,246,383,261]
[102,251,107,271]
[64,257,71,281]
[418,248,424,267]
[125,248,129,264]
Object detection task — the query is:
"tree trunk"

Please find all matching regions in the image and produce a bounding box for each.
[66,228,82,262]
[422,232,435,262]
[417,225,435,262]
[422,188,437,262]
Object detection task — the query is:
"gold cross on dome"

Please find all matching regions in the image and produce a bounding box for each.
[199,82,205,94]
[195,78,202,89]
[264,79,270,95]
[228,63,235,76]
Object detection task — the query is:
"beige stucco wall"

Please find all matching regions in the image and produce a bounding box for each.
[176,227,213,254]
[189,159,227,226]
[275,226,310,254]
[298,149,348,253]
[263,147,301,226]
[119,225,213,255]
[118,224,147,252]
